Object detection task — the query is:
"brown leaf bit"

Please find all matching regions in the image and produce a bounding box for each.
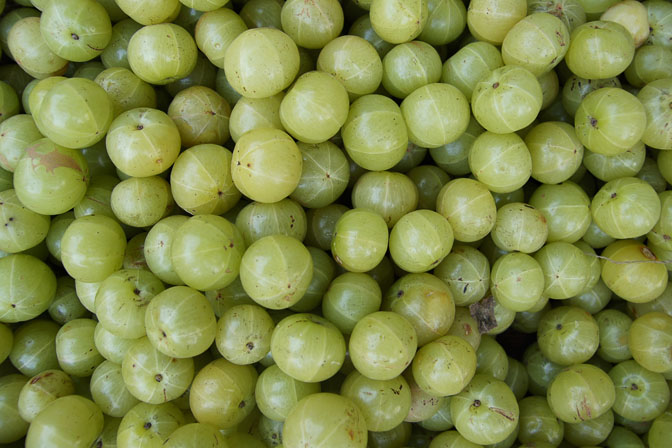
[469,295,497,334]
[25,144,83,174]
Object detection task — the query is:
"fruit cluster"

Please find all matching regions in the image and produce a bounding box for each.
[0,0,671,447]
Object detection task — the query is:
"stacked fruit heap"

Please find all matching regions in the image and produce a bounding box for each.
[0,0,672,447]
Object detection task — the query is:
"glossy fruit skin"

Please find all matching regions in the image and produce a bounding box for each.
[231,128,302,204]
[537,306,600,365]
[224,28,299,99]
[628,312,672,373]
[281,0,344,49]
[25,395,103,448]
[316,35,383,96]
[370,0,428,44]
[322,272,382,334]
[0,255,56,323]
[441,41,503,102]
[0,189,51,254]
[128,24,198,85]
[389,210,454,273]
[382,41,441,99]
[351,170,418,228]
[168,85,231,147]
[609,359,670,422]
[111,176,174,228]
[491,252,545,312]
[582,15,636,61]
[434,246,490,307]
[0,114,43,173]
[436,178,496,242]
[534,241,591,300]
[467,0,527,45]
[412,334,477,396]
[18,369,75,423]
[529,181,591,243]
[255,364,320,421]
[332,208,389,273]
[525,121,584,185]
[283,393,367,448]
[490,202,548,253]
[637,77,672,150]
[349,311,417,380]
[8,17,68,79]
[450,374,519,445]
[546,363,616,423]
[270,313,345,382]
[518,395,565,446]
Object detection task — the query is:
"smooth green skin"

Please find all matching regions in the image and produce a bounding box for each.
[0,323,11,364]
[467,0,527,44]
[625,45,672,88]
[14,138,89,215]
[637,77,672,150]
[122,337,194,404]
[649,191,672,251]
[490,202,548,253]
[115,0,179,24]
[255,364,320,421]
[591,177,661,239]
[575,87,646,156]
[529,181,591,243]
[413,335,476,396]
[382,41,441,99]
[144,215,188,286]
[189,358,257,429]
[37,78,114,149]
[171,144,240,215]
[111,176,174,227]
[348,15,395,58]
[145,286,216,358]
[370,0,428,44]
[163,423,229,447]
[537,306,599,366]
[627,281,672,319]
[0,255,56,323]
[106,107,181,177]
[517,396,564,446]
[566,21,635,79]
[331,208,389,273]
[419,396,453,431]
[504,357,529,401]
[367,422,412,448]
[0,183,33,231]
[341,371,411,432]
[73,61,106,81]
[0,82,19,126]
[79,140,116,178]
[546,363,615,423]
[0,7,40,58]
[562,75,621,118]
[215,68,243,108]
[18,369,75,423]
[75,280,102,314]
[471,65,543,134]
[256,415,283,447]
[434,245,490,307]
[280,71,349,144]
[116,402,185,448]
[441,42,503,102]
[606,425,645,448]
[486,295,517,336]
[240,0,283,29]
[450,374,519,445]
[401,83,470,149]
[583,141,645,182]
[649,406,672,448]
[235,199,306,246]
[502,12,570,76]
[575,240,601,292]
[8,17,68,79]
[166,50,218,97]
[0,374,29,444]
[317,35,383,96]
[61,214,126,283]
[469,131,532,193]
[407,165,450,210]
[436,178,496,242]
[427,430,480,448]
[101,19,142,70]
[40,0,112,62]
[645,0,672,48]
[491,252,544,312]
[322,272,382,334]
[240,235,312,309]
[0,114,43,173]
[637,156,667,194]
[90,360,139,417]
[281,0,344,49]
[595,309,632,363]
[229,93,285,143]
[564,408,614,446]
[290,141,349,209]
[195,8,247,69]
[418,0,466,45]
[534,241,590,299]
[55,318,104,377]
[342,94,409,171]
[524,343,564,396]
[525,121,584,185]
[25,395,103,448]
[271,313,345,382]
[171,215,245,291]
[95,67,157,117]
[284,393,367,448]
[389,210,454,273]
[609,359,670,422]
[168,86,230,147]
[291,246,335,312]
[128,24,197,85]
[216,304,273,365]
[94,323,139,365]
[224,28,300,98]
[231,128,302,203]
[305,204,349,251]
[351,171,418,228]
[349,311,417,381]
[9,320,59,377]
[27,77,67,123]
[628,312,672,373]
[181,0,230,11]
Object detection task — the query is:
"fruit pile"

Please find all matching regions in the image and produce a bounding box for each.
[0,0,671,447]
